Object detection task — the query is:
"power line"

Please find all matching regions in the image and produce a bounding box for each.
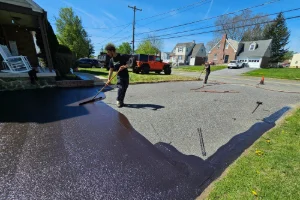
[108,0,280,44]
[135,15,300,41]
[136,0,212,21]
[136,0,211,28]
[83,0,212,30]
[134,0,281,36]
[135,7,300,40]
[96,23,131,45]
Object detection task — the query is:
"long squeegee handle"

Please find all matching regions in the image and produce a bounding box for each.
[92,69,121,100]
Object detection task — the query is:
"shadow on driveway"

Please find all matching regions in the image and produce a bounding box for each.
[154,106,291,197]
[0,86,114,123]
[124,103,165,110]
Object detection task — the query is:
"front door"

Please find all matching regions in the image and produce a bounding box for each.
[224,55,229,63]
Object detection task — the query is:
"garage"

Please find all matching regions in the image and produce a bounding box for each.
[247,58,261,68]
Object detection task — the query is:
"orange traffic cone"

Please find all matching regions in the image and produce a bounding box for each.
[260,76,264,85]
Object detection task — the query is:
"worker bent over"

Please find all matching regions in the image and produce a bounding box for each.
[106,44,129,108]
[204,62,211,84]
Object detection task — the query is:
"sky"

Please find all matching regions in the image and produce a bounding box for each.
[35,0,300,55]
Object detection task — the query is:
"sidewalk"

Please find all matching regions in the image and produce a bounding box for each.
[74,72,108,86]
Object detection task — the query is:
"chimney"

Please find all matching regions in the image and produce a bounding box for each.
[222,34,227,41]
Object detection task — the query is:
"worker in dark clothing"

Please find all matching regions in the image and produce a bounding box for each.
[204,62,211,84]
[105,44,129,108]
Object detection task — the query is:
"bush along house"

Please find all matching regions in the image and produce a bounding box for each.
[207,34,273,68]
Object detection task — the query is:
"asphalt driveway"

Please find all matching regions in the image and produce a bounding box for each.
[1,79,299,199]
[103,80,300,158]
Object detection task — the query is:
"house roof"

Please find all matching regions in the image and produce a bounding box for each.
[238,39,272,57]
[0,0,44,13]
[190,43,204,57]
[175,42,195,47]
[227,39,239,51]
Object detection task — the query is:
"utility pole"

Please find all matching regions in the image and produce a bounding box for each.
[128,5,142,54]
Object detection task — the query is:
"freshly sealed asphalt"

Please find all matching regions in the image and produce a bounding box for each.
[0,84,297,199]
[0,87,213,200]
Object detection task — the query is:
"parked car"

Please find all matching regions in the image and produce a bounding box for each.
[75,58,100,68]
[228,60,245,69]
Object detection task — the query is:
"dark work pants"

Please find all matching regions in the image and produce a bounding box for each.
[117,77,129,102]
[204,70,210,84]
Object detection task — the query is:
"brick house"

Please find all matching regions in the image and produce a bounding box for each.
[207,34,239,64]
[0,0,53,71]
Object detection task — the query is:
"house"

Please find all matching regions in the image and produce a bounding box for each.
[207,34,239,64]
[208,34,272,68]
[170,41,196,65]
[189,43,206,66]
[236,39,272,68]
[0,0,53,72]
[290,53,300,68]
[161,52,171,63]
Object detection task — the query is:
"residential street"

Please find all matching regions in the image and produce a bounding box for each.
[173,68,300,93]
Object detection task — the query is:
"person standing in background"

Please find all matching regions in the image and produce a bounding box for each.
[204,62,211,84]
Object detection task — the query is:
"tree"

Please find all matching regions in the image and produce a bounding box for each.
[117,42,132,54]
[135,35,163,54]
[214,10,270,41]
[55,7,92,58]
[135,40,159,54]
[263,12,290,62]
[283,51,295,60]
[206,37,220,52]
[147,34,163,53]
[87,38,95,58]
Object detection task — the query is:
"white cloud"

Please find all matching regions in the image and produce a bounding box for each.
[224,6,230,14]
[101,10,118,21]
[62,0,108,28]
[204,0,214,19]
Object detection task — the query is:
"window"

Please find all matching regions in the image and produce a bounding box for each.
[217,44,220,49]
[201,49,204,52]
[178,47,183,52]
[249,42,256,51]
[178,56,182,60]
[186,48,189,52]
[296,61,298,64]
[214,54,217,60]
[225,42,229,49]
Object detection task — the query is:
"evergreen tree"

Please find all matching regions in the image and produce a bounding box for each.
[264,12,290,62]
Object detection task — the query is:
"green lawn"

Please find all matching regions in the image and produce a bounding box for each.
[78,67,199,84]
[206,108,300,200]
[173,65,227,72]
[243,68,300,80]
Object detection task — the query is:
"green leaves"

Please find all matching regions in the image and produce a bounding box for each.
[55,7,94,58]
[117,42,132,54]
[264,12,290,63]
[135,40,159,55]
